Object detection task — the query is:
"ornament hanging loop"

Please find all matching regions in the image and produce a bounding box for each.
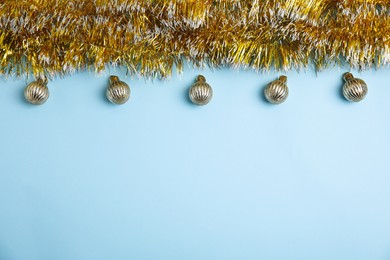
[109,75,120,85]
[196,75,206,83]
[343,72,354,81]
[37,77,48,85]
[278,75,287,83]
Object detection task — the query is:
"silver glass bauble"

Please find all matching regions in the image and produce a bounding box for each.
[264,75,288,104]
[106,75,130,105]
[24,78,49,105]
[342,73,367,102]
[189,75,213,106]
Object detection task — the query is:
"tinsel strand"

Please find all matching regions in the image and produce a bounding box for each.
[1,0,390,79]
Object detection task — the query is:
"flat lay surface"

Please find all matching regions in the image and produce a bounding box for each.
[0,66,390,260]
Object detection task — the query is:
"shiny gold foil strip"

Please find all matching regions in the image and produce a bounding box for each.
[1,0,390,79]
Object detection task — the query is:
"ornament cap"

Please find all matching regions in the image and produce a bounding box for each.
[196,75,206,83]
[343,72,354,81]
[36,77,48,85]
[279,75,287,83]
[109,75,120,85]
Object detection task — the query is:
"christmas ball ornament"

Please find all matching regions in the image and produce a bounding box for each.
[24,78,49,105]
[342,73,368,102]
[106,75,130,105]
[189,75,213,105]
[264,75,288,104]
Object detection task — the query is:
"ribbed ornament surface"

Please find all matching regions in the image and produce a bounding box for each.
[24,81,49,105]
[264,77,289,104]
[343,78,368,102]
[189,75,213,106]
[106,77,130,105]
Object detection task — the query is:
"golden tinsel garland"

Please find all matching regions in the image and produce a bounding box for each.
[1,0,390,79]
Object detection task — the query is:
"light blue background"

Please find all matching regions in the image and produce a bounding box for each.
[0,66,389,260]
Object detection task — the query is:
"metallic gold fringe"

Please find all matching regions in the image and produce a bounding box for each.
[1,0,390,79]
